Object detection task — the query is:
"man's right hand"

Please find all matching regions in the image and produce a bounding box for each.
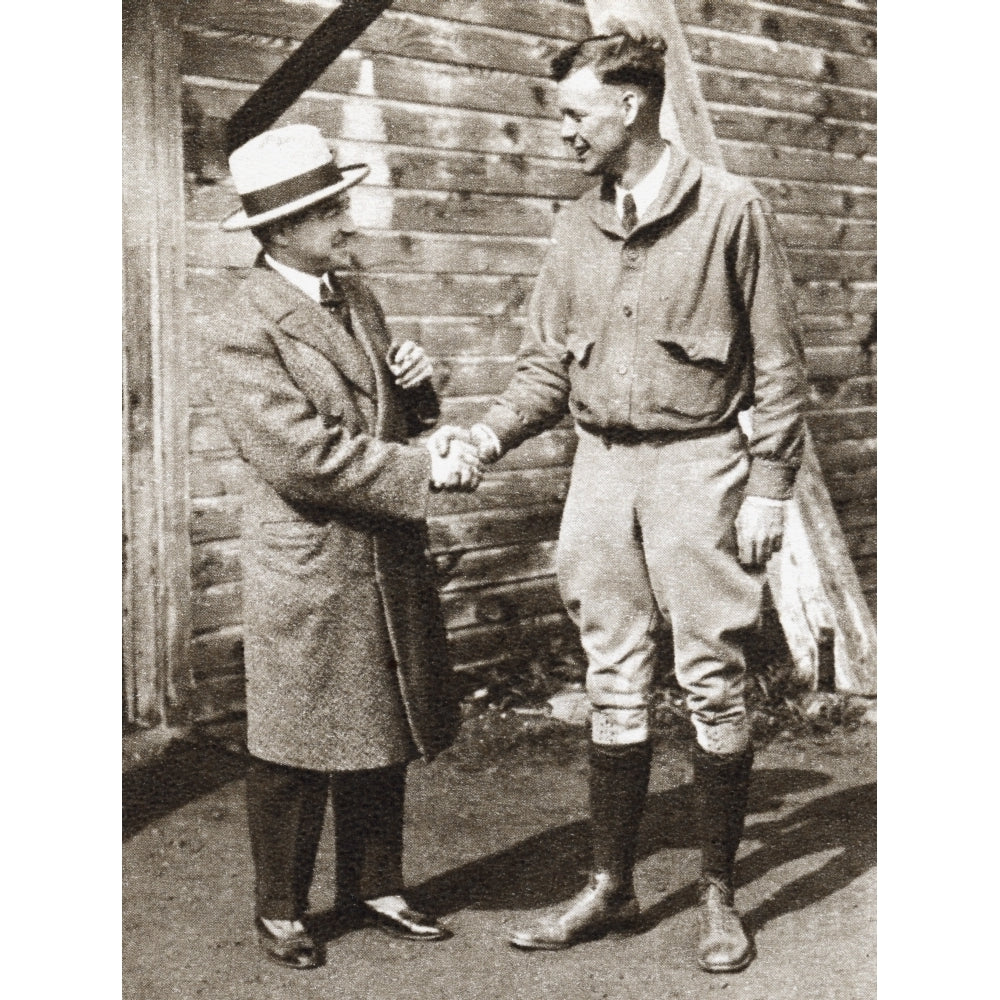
[425,426,482,491]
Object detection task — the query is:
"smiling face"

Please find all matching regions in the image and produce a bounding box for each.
[556,66,633,178]
[270,193,356,275]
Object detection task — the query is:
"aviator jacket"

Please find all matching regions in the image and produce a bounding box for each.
[482,149,808,500]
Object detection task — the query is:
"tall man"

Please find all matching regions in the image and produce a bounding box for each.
[207,124,481,969]
[464,35,807,972]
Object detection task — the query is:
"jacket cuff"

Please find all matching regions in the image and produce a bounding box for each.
[747,459,798,501]
[480,402,527,455]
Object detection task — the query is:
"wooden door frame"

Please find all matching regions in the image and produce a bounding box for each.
[123,0,193,727]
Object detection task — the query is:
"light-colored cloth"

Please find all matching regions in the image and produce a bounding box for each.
[483,149,806,501]
[558,425,759,754]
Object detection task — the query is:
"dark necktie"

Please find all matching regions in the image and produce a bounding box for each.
[320,274,354,336]
[622,192,638,234]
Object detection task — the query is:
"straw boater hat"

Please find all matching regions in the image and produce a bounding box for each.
[221,123,370,232]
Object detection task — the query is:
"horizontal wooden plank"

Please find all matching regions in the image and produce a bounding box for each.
[442,575,563,630]
[187,225,549,276]
[775,214,875,251]
[446,611,574,666]
[795,281,876,315]
[676,0,877,59]
[193,581,242,635]
[722,140,876,188]
[190,409,233,455]
[183,2,564,78]
[186,182,566,237]
[188,269,534,320]
[183,39,559,122]
[699,68,876,123]
[386,317,525,358]
[428,465,571,516]
[687,27,876,90]
[429,502,564,552]
[191,496,242,544]
[392,0,589,40]
[436,355,515,396]
[192,539,242,589]
[807,407,876,443]
[803,344,875,381]
[806,375,875,409]
[825,468,876,505]
[711,105,875,157]
[190,626,243,680]
[845,522,876,559]
[788,248,875,282]
[759,1,876,27]
[755,179,875,219]
[189,673,248,723]
[834,496,877,531]
[814,436,877,476]
[437,540,558,591]
[365,273,533,317]
[182,77,566,161]
[189,455,248,500]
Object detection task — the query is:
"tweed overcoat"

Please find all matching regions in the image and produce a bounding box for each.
[206,264,459,771]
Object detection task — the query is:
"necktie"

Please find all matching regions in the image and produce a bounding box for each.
[621,193,638,234]
[320,275,354,336]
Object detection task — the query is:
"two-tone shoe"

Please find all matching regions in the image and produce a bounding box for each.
[254,916,323,969]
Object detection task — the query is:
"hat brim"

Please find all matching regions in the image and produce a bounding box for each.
[220,163,371,232]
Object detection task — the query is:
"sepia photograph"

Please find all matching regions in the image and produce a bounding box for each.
[122,1,877,996]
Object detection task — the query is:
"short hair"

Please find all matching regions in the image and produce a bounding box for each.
[551,33,666,111]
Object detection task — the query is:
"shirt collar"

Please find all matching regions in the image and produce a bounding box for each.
[615,144,673,224]
[264,253,327,303]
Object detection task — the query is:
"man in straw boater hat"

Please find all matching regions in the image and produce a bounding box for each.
[448,33,808,972]
[206,123,482,969]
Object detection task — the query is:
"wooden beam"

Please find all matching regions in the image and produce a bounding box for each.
[123,0,194,725]
[583,0,876,693]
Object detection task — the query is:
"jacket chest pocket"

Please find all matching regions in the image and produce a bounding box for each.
[642,325,738,420]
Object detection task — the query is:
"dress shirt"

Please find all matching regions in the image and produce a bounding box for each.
[614,145,673,225]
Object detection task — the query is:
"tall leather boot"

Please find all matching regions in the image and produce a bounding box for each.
[692,743,755,973]
[509,741,651,950]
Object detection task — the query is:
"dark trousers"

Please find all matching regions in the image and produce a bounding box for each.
[246,755,406,921]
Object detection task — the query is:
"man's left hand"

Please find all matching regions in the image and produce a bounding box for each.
[735,496,786,569]
[388,340,433,389]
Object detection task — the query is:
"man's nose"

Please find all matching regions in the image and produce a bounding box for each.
[338,213,357,237]
[560,116,576,143]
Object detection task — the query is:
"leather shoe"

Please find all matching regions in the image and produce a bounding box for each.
[508,872,639,951]
[254,917,323,969]
[363,902,449,941]
[696,880,754,973]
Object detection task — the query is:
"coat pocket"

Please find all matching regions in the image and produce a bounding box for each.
[258,520,328,573]
[643,327,736,419]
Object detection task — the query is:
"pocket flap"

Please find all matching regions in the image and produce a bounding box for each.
[656,327,733,365]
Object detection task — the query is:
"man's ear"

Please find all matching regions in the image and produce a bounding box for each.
[269,221,290,248]
[622,89,640,128]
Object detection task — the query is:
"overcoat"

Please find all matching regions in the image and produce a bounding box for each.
[206,264,459,771]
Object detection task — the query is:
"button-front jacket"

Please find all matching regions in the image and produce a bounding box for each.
[483,149,808,500]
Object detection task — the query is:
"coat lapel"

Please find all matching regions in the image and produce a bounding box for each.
[247,268,377,399]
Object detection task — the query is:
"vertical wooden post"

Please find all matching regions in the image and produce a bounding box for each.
[582,0,876,694]
[123,0,193,726]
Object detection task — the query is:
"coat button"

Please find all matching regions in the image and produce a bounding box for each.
[618,365,628,376]
[623,305,633,317]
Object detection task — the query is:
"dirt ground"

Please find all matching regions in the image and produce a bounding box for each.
[123,715,875,1000]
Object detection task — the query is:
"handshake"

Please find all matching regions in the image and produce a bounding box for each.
[423,424,502,492]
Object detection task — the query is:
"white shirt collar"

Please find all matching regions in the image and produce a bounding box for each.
[615,144,672,225]
[264,253,327,303]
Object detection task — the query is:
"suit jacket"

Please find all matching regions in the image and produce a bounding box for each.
[206,264,459,771]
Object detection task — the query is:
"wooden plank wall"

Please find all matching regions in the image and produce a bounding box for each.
[180,0,595,717]
[177,0,875,720]
[672,0,877,607]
